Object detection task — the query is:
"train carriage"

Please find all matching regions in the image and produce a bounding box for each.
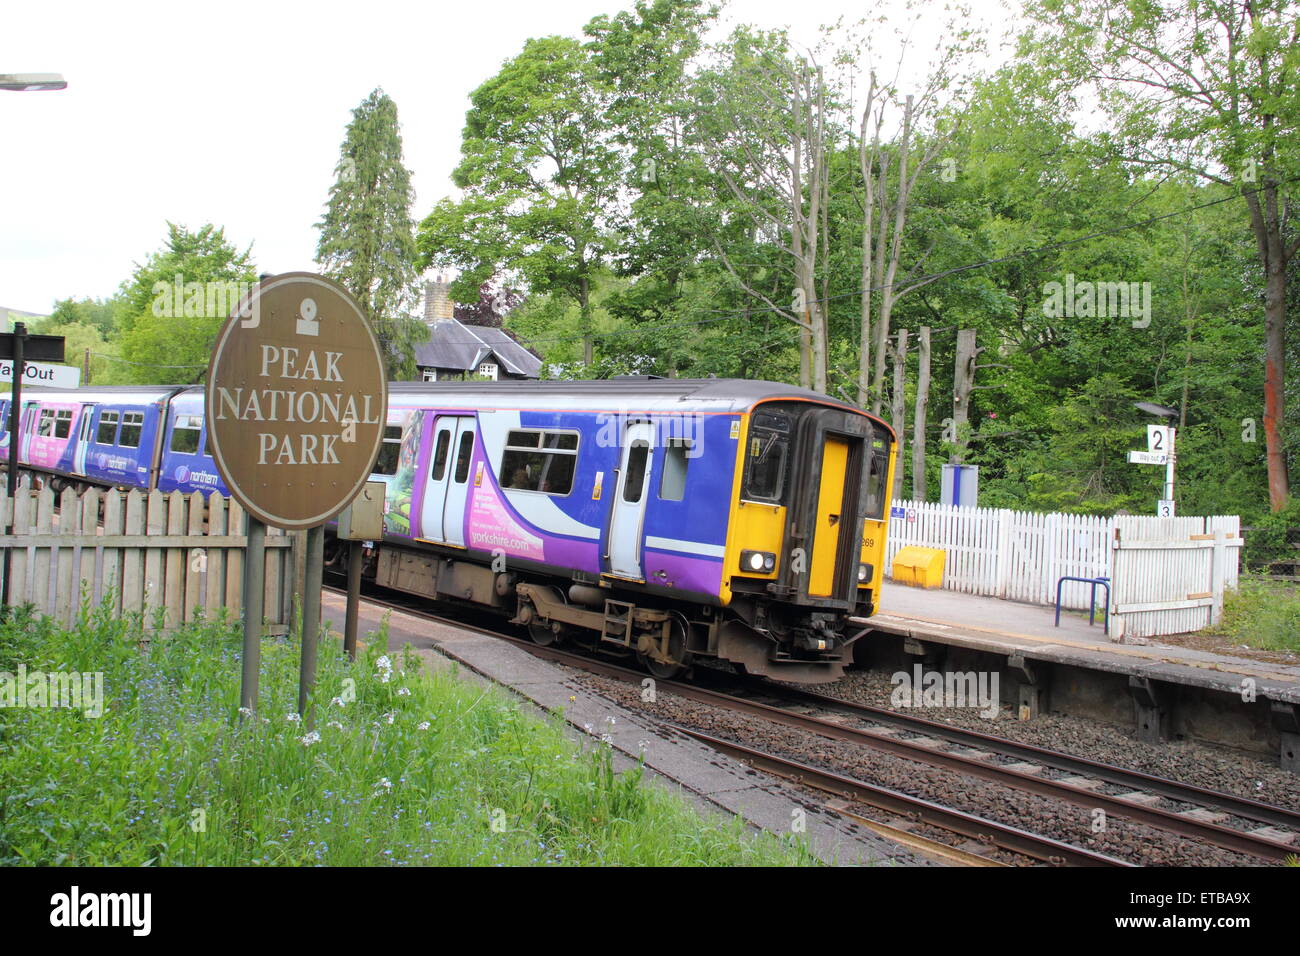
[1,376,894,684]
[0,386,183,492]
[358,378,895,683]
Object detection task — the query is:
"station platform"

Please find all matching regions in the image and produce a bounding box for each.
[871,581,1300,707]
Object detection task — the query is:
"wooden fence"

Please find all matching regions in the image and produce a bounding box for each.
[886,499,1242,637]
[0,484,296,632]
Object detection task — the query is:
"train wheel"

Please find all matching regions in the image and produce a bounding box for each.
[637,613,690,680]
[525,586,567,647]
[528,618,562,647]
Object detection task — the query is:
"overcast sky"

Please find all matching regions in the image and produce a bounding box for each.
[2,0,1015,315]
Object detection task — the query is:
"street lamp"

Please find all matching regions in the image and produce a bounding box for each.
[0,73,67,92]
[1,70,66,613]
[1134,401,1180,512]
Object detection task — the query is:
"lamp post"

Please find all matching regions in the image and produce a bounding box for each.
[0,74,67,92]
[1,72,66,613]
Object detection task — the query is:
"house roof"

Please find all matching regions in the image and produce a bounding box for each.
[413,318,542,378]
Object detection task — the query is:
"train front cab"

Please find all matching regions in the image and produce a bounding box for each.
[719,399,895,682]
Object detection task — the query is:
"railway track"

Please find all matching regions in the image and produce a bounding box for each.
[326,582,1300,864]
[324,583,1141,865]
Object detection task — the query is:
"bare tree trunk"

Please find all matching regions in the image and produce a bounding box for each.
[579,275,593,366]
[912,325,931,499]
[951,329,977,464]
[890,328,909,500]
[857,76,879,408]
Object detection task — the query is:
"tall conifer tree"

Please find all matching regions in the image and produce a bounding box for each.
[316,88,424,378]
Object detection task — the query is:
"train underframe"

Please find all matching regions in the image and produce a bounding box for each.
[334,538,865,684]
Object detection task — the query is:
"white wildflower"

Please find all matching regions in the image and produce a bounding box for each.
[300,731,321,746]
[417,721,431,731]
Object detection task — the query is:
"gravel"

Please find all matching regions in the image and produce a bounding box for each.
[563,664,1286,867]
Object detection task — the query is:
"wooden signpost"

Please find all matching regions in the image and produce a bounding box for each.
[205,273,387,720]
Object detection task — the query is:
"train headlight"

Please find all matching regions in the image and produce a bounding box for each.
[741,550,776,573]
[858,563,872,583]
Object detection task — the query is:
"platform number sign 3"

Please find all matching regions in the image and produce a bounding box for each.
[1157,499,1175,518]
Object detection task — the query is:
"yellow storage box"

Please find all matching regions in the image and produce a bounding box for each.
[891,546,946,588]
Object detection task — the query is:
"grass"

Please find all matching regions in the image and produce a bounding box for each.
[1207,574,1300,654]
[0,603,815,866]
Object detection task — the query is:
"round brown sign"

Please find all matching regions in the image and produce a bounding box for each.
[205,273,388,530]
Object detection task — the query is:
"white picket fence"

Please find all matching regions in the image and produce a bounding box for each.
[885,500,1241,637]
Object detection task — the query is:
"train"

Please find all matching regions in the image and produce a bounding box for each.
[0,378,896,683]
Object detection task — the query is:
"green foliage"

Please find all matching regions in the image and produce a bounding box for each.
[114,223,257,385]
[0,605,813,866]
[316,88,425,379]
[1209,575,1300,653]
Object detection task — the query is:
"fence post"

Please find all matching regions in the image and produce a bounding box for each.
[1210,530,1227,627]
[995,509,1012,599]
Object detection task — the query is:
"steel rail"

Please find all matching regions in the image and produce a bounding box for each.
[674,726,1131,867]
[763,682,1300,834]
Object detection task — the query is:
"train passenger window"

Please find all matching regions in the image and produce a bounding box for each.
[659,439,691,501]
[37,409,56,437]
[500,429,578,496]
[169,414,202,454]
[623,441,649,504]
[453,431,475,483]
[54,410,73,440]
[96,410,120,444]
[373,425,403,476]
[430,431,451,481]
[118,412,144,449]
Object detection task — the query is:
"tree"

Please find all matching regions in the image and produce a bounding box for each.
[693,29,836,391]
[116,223,257,384]
[316,88,425,379]
[418,36,625,366]
[1025,0,1300,510]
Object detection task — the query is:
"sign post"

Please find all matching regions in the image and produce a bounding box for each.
[205,274,387,719]
[0,324,65,612]
[336,480,385,660]
[1128,424,1177,516]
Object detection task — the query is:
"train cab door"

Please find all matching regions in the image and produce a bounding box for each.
[418,415,474,547]
[605,421,654,581]
[809,436,850,597]
[72,404,95,476]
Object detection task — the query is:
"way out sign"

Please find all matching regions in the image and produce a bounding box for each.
[206,273,387,530]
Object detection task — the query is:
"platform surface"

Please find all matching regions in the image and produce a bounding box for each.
[875,581,1300,703]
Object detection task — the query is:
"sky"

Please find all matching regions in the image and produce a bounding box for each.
[1,0,1017,315]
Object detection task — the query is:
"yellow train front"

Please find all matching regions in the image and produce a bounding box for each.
[363,379,895,685]
[712,394,895,682]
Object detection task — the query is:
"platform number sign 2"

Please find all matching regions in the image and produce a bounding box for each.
[1147,425,1171,455]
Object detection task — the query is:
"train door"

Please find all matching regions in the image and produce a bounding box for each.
[809,436,850,597]
[418,415,474,547]
[19,402,37,463]
[606,421,654,580]
[72,404,95,476]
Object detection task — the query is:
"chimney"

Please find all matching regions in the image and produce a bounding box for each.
[424,275,454,323]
